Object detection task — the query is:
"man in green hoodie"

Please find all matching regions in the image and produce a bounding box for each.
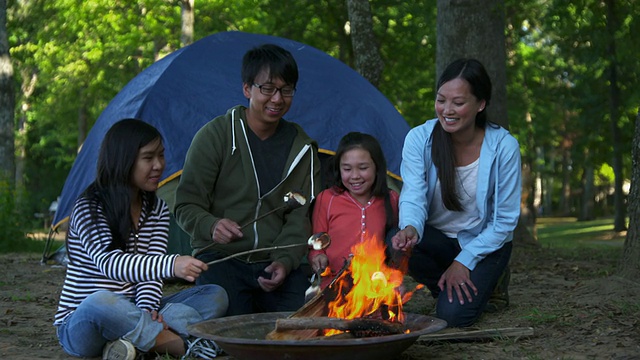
[174,44,321,316]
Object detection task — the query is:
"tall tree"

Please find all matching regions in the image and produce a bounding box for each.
[345,0,383,87]
[605,0,626,231]
[180,0,194,46]
[436,0,507,129]
[0,0,14,182]
[618,110,640,280]
[436,0,539,244]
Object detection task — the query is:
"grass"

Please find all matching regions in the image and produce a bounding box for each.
[0,228,65,255]
[536,216,627,249]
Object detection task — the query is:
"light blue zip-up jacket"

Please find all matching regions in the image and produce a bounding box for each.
[399,119,521,270]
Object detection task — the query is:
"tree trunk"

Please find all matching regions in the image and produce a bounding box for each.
[345,0,383,87]
[579,148,595,221]
[436,0,507,129]
[77,104,87,149]
[605,0,626,231]
[618,109,640,280]
[14,71,36,194]
[560,140,571,216]
[180,0,194,47]
[436,0,534,244]
[0,0,15,182]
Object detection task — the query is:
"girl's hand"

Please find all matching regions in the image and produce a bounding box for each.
[391,226,419,251]
[438,261,478,305]
[174,256,208,282]
[310,254,329,273]
[149,310,168,329]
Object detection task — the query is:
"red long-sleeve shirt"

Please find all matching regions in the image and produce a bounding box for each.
[309,188,398,288]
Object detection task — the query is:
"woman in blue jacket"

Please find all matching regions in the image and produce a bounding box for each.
[391,58,521,327]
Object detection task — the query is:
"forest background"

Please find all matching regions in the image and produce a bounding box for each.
[0,0,639,246]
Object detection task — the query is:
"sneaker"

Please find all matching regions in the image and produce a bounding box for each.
[102,338,136,360]
[182,337,221,359]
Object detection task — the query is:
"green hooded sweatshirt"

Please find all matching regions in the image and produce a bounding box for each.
[174,105,321,273]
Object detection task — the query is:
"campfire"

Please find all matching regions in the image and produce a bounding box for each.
[186,234,446,360]
[268,234,422,340]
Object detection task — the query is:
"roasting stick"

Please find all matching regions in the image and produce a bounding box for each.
[194,191,307,257]
[204,232,331,266]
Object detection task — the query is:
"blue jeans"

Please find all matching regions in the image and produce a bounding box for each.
[56,284,228,358]
[388,225,512,327]
[196,252,309,316]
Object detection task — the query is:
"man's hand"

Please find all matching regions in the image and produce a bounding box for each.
[391,225,419,251]
[211,218,243,244]
[174,256,208,282]
[257,261,287,292]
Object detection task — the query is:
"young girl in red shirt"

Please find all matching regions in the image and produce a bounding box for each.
[309,132,399,288]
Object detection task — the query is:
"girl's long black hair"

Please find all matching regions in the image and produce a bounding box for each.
[82,119,162,252]
[432,58,493,211]
[326,132,397,232]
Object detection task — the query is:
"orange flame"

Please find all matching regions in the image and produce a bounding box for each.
[325,234,408,335]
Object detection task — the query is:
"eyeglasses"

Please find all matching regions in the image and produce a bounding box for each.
[253,83,296,97]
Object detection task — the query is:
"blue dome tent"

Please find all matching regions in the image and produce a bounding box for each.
[42,31,410,263]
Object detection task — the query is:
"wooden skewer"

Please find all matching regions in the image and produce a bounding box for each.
[205,243,306,266]
[416,327,535,343]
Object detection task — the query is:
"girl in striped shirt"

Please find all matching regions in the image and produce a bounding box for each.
[54,119,228,360]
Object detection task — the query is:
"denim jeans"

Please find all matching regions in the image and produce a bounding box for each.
[386,225,512,327]
[56,284,228,358]
[196,252,309,316]
[388,225,512,327]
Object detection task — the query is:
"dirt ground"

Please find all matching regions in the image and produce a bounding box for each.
[1,240,639,360]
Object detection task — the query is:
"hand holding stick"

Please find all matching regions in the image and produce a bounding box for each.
[205,232,331,266]
[194,191,307,257]
[239,191,307,229]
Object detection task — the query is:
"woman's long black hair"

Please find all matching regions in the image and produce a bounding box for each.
[432,58,493,211]
[326,132,397,232]
[82,119,163,252]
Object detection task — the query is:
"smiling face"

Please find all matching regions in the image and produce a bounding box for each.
[340,147,377,205]
[435,77,486,137]
[242,68,294,137]
[130,138,165,193]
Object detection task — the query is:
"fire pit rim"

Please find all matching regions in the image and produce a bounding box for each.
[188,311,447,346]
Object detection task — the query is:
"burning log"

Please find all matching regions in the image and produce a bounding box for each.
[274,317,406,336]
[265,291,328,340]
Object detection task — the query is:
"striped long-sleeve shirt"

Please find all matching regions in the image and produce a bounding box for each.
[54,195,179,326]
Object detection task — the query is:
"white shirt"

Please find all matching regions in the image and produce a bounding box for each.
[428,158,482,238]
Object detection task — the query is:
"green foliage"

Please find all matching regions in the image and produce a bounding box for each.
[4,0,639,222]
[0,181,30,250]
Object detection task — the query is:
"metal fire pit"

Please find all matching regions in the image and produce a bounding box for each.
[188,312,447,360]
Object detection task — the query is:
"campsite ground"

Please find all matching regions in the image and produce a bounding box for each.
[1,230,639,360]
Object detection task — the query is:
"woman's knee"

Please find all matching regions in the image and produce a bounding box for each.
[435,300,479,328]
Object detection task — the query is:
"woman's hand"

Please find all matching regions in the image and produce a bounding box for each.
[174,256,208,282]
[391,225,419,251]
[438,261,478,305]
